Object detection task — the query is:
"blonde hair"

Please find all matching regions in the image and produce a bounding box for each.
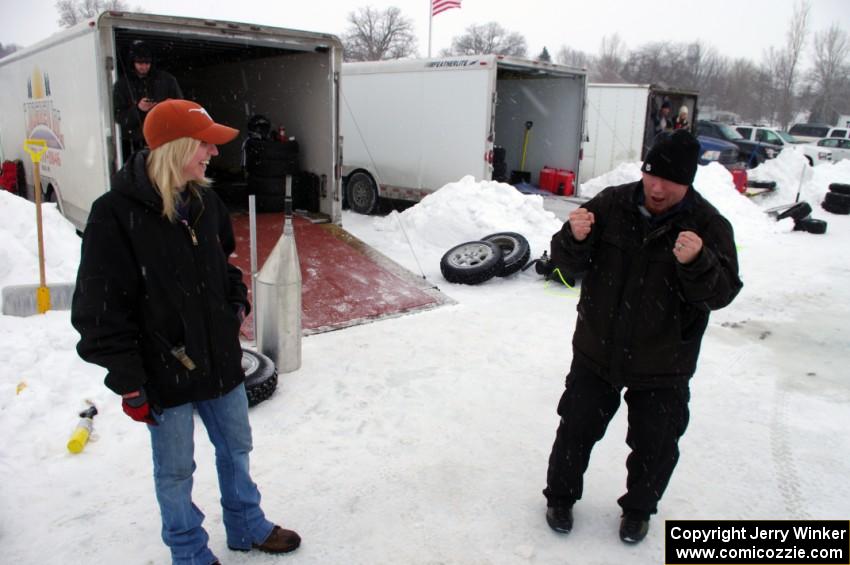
[145,137,210,222]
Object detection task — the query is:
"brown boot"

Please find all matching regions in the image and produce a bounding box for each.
[254,525,301,554]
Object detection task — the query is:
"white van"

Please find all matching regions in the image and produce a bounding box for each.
[0,11,343,231]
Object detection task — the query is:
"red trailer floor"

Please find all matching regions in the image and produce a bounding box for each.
[230,213,450,337]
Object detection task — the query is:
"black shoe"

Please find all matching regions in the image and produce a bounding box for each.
[546,505,574,533]
[619,511,649,544]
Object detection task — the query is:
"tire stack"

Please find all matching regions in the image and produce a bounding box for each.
[245,138,299,213]
[440,232,530,285]
[822,183,850,216]
[776,201,827,234]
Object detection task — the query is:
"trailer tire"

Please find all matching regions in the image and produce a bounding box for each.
[828,183,850,195]
[775,201,812,222]
[346,171,378,215]
[242,348,278,407]
[440,240,504,285]
[793,218,827,234]
[482,232,530,277]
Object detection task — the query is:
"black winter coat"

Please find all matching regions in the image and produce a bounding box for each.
[72,151,249,408]
[113,69,182,146]
[551,181,742,388]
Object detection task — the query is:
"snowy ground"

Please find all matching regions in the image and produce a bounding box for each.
[2,149,850,564]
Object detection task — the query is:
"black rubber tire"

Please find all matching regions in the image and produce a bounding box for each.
[245,139,299,177]
[247,175,285,197]
[829,183,850,195]
[824,191,850,209]
[775,201,812,221]
[747,180,776,190]
[346,171,378,215]
[793,218,828,234]
[821,198,850,215]
[482,232,531,277]
[440,240,504,285]
[242,348,278,407]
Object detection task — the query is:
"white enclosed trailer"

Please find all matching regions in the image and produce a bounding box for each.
[580,83,698,183]
[340,55,586,213]
[0,11,343,230]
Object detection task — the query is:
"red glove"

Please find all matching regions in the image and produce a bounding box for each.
[122,389,160,425]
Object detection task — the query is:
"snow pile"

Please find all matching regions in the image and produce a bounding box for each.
[0,190,81,287]
[747,149,850,208]
[578,161,642,199]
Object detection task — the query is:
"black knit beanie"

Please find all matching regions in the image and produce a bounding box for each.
[641,130,700,186]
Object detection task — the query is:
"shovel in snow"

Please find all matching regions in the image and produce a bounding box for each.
[509,121,533,185]
[0,139,75,317]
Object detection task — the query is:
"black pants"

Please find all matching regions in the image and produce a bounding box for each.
[544,362,690,516]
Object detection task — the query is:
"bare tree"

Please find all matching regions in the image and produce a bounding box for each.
[55,0,129,28]
[809,24,850,124]
[341,6,417,62]
[766,0,811,128]
[555,46,591,69]
[594,33,626,82]
[442,22,527,57]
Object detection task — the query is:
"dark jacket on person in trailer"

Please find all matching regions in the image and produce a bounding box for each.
[113,68,183,148]
[71,150,249,408]
[550,181,742,389]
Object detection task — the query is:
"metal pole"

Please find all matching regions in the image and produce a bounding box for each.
[248,194,258,345]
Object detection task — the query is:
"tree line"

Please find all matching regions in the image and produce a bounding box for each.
[341,2,848,129]
[3,1,845,129]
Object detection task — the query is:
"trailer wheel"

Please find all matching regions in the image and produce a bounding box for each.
[440,240,504,285]
[346,171,378,215]
[828,183,850,196]
[482,232,531,277]
[242,348,278,407]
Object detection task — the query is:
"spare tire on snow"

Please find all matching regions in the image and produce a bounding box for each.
[828,183,850,195]
[482,232,531,277]
[793,218,828,234]
[242,348,278,407]
[775,201,812,222]
[440,240,504,285]
[747,180,777,190]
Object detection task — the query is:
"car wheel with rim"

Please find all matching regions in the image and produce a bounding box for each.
[440,240,505,285]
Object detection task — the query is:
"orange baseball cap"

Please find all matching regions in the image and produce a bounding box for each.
[143,99,239,150]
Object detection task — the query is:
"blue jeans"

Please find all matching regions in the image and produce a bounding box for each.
[148,384,274,565]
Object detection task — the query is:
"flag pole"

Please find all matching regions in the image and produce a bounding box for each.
[428,1,433,58]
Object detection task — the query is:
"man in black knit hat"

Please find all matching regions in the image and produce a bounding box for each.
[542,130,743,544]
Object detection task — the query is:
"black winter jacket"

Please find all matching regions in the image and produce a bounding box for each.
[113,69,182,146]
[72,151,249,408]
[551,181,742,388]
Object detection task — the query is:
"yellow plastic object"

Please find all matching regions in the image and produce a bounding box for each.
[67,418,93,454]
[16,381,27,395]
[36,286,51,315]
[23,139,48,162]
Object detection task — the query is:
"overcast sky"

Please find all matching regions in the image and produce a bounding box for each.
[5,0,850,66]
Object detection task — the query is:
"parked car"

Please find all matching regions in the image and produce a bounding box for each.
[697,135,739,166]
[735,125,833,167]
[787,123,833,143]
[696,120,780,167]
[816,138,850,163]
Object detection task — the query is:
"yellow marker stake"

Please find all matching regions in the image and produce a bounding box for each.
[16,381,27,395]
[22,139,50,314]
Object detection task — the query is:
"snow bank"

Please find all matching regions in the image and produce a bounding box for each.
[0,190,81,287]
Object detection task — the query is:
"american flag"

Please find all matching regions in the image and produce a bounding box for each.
[432,0,461,16]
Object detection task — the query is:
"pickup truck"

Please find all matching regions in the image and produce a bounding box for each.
[735,125,833,166]
[698,135,739,166]
[787,123,850,143]
[815,138,850,163]
[696,120,781,167]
